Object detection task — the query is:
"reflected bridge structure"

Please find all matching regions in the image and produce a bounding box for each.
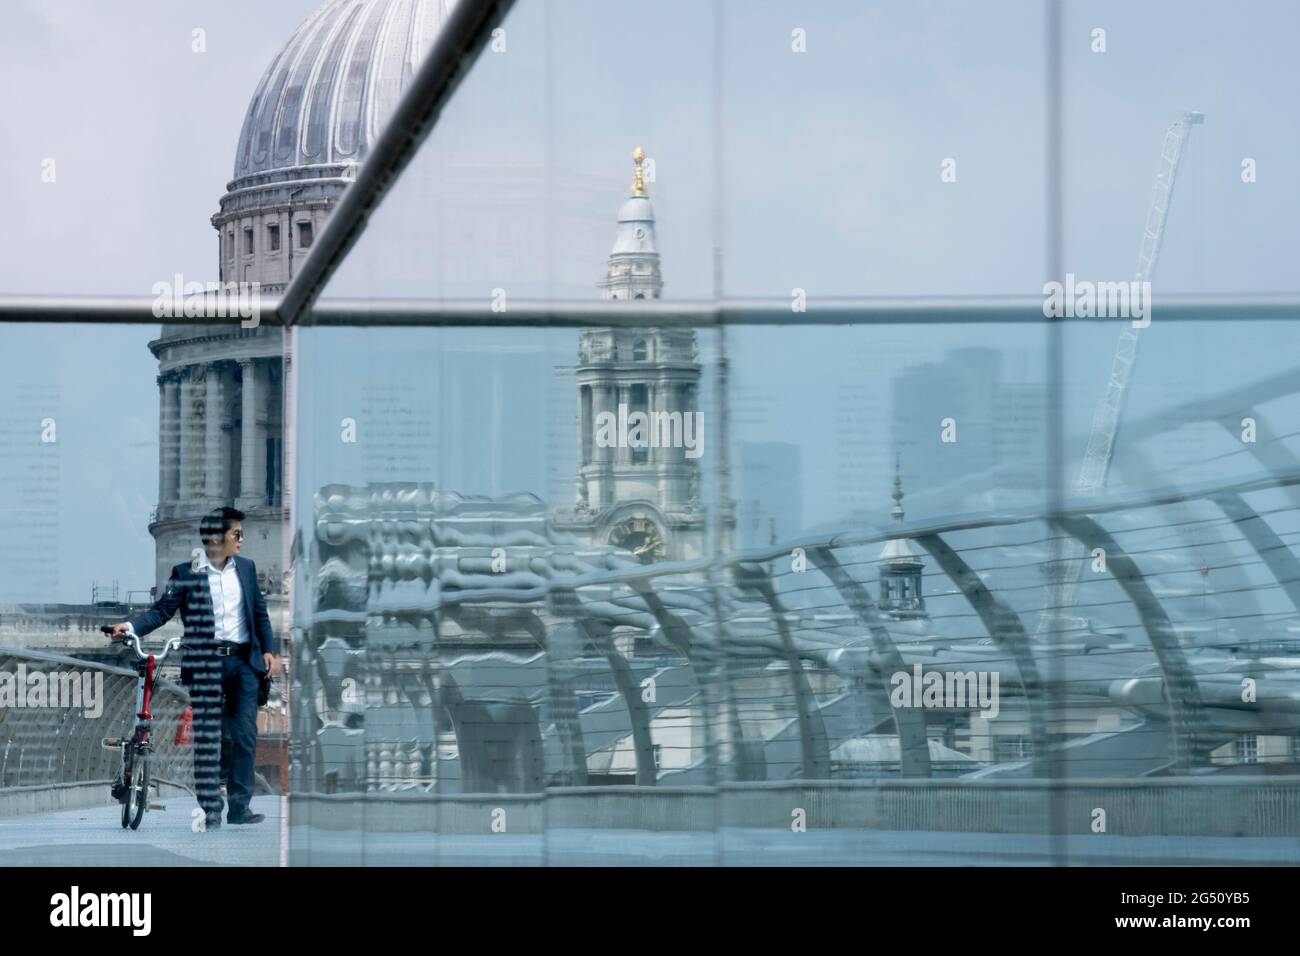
[289,457,1300,863]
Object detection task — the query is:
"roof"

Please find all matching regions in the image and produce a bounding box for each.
[231,0,452,182]
[879,535,924,566]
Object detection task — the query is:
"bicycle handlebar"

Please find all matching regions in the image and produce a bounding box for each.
[101,624,182,662]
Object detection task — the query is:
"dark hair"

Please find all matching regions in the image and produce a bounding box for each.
[199,506,245,544]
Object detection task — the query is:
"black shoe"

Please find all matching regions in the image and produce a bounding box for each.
[203,812,223,831]
[227,810,265,825]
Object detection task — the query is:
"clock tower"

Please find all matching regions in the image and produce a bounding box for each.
[555,148,706,562]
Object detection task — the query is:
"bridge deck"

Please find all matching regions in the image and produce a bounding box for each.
[3,797,1294,866]
[0,797,282,867]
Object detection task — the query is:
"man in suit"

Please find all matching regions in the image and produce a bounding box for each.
[110,506,280,829]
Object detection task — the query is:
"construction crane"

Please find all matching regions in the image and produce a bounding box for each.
[1037,109,1204,640]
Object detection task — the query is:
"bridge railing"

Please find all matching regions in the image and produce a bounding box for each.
[0,648,192,813]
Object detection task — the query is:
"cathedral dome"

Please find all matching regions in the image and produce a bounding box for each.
[231,0,452,183]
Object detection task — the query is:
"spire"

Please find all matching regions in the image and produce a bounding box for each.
[891,455,905,522]
[879,455,923,571]
[878,455,926,619]
[631,146,648,196]
[600,145,663,300]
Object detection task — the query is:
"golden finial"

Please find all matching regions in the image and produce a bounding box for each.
[631,146,648,196]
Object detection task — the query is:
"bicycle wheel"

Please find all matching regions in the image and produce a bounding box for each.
[118,751,133,829]
[125,750,148,830]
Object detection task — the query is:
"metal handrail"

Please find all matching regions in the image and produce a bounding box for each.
[1,292,1297,328]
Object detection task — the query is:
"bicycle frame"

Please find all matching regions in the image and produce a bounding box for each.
[103,624,182,830]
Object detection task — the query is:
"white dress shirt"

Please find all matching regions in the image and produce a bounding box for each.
[197,552,250,645]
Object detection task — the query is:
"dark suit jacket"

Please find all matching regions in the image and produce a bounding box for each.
[129,555,280,683]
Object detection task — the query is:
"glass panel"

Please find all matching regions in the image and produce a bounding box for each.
[0,1,320,296]
[7,0,1299,871]
[288,321,1069,864]
[1054,0,1300,856]
[288,0,1300,866]
[0,322,287,865]
[290,323,722,863]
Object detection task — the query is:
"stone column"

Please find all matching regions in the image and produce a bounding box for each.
[667,381,687,508]
[156,374,172,518]
[683,382,700,512]
[274,355,288,509]
[592,383,614,510]
[204,361,224,502]
[165,374,181,510]
[177,366,196,504]
[615,385,630,466]
[659,381,678,468]
[577,384,590,467]
[155,375,165,514]
[254,361,270,505]
[651,380,668,507]
[575,384,591,510]
[239,358,259,507]
[650,380,666,466]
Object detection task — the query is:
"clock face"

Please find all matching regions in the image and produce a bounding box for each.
[609,515,665,563]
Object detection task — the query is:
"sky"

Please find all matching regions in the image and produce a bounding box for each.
[1,0,1299,603]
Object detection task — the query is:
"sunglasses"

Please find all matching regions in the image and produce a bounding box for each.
[229,530,244,541]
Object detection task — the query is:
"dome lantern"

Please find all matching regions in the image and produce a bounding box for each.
[879,457,927,619]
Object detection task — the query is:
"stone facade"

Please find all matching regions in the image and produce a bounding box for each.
[150,1,458,635]
[554,149,708,562]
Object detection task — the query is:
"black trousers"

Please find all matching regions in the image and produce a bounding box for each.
[189,647,260,817]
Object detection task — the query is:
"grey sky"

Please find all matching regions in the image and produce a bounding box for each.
[2,0,1298,602]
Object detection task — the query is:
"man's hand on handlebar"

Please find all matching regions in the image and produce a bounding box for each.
[104,623,130,640]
